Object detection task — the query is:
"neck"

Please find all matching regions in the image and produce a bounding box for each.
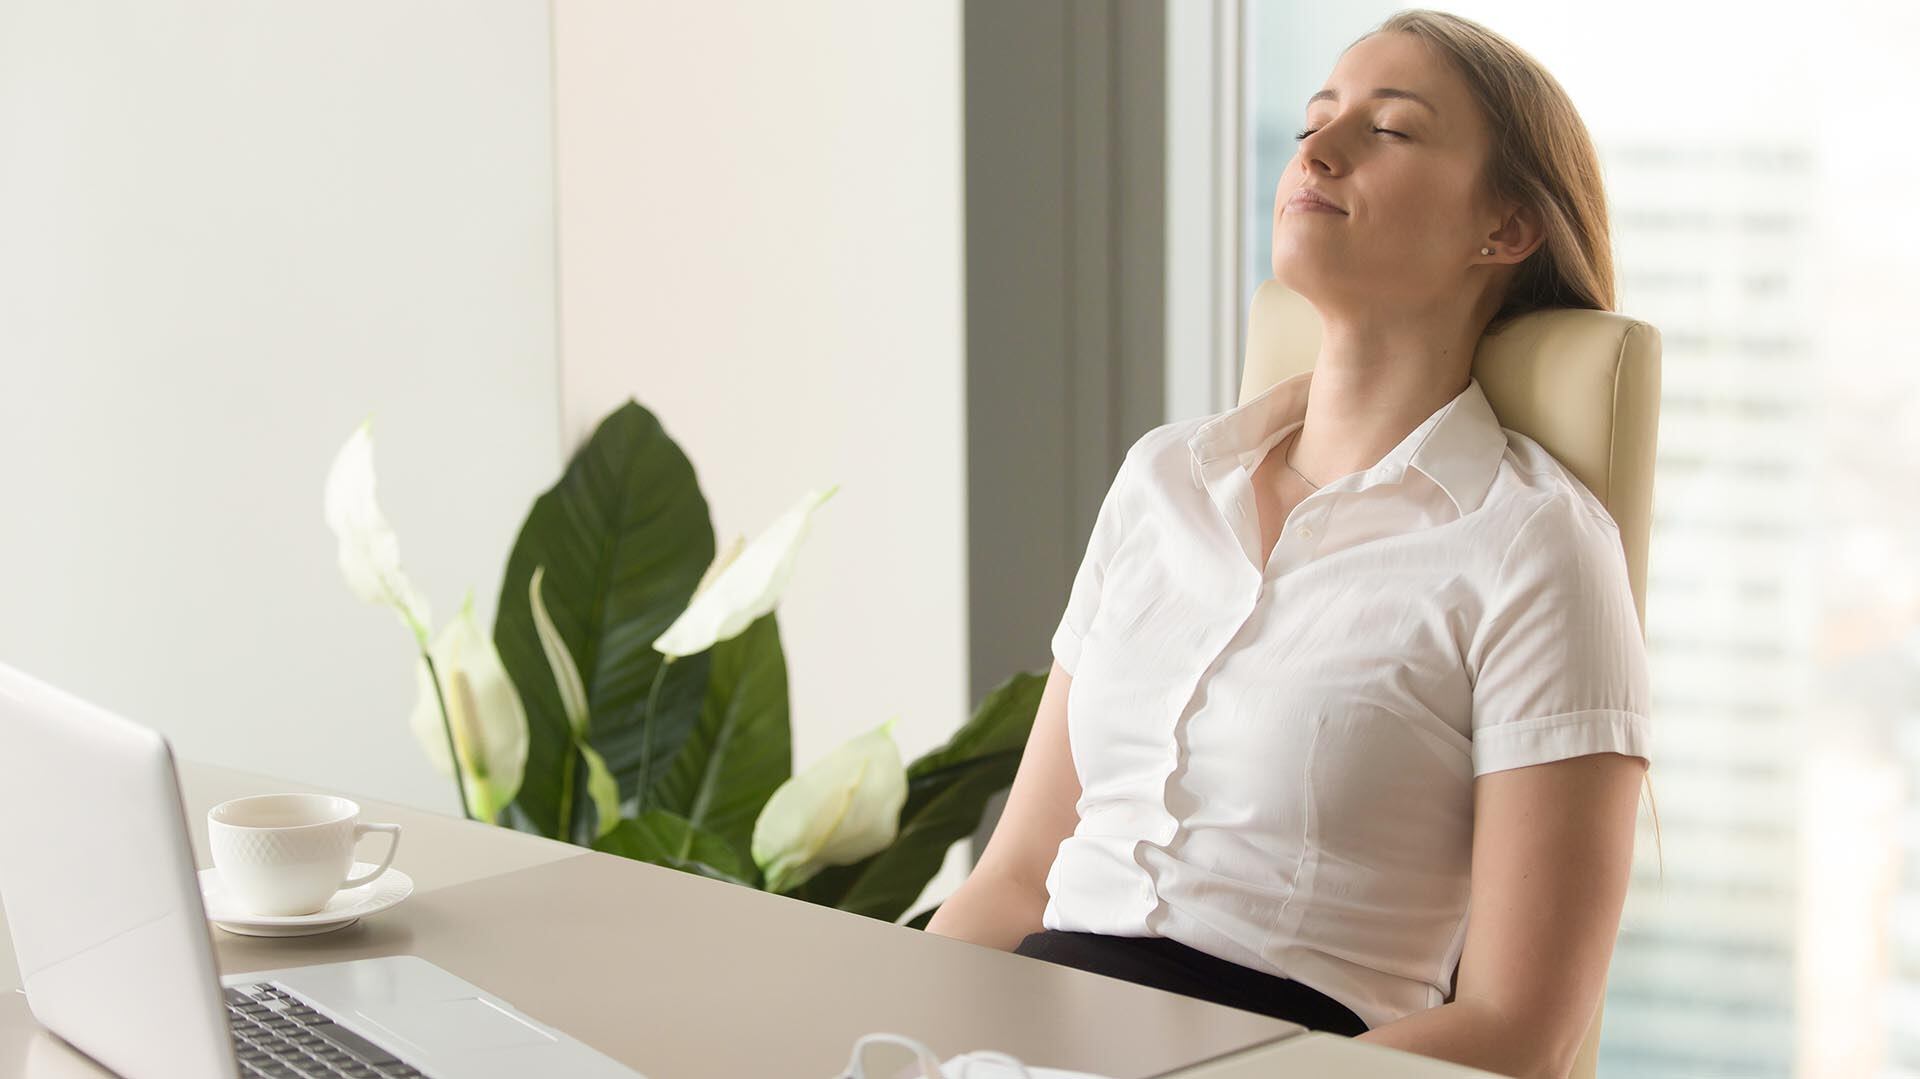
[1287,313,1479,485]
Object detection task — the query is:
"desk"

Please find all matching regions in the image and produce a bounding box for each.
[1,761,1500,1078]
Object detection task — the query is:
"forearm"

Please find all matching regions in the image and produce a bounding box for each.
[923,868,1048,952]
[1354,998,1567,1079]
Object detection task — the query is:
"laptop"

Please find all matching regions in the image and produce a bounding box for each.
[0,662,645,1079]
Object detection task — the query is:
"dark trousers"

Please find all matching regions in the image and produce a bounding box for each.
[1014,930,1369,1037]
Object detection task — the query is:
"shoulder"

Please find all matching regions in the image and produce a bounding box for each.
[1483,429,1623,554]
[1127,416,1209,464]
[1468,439,1639,618]
[1105,417,1211,493]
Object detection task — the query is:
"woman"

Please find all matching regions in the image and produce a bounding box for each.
[925,9,1655,1078]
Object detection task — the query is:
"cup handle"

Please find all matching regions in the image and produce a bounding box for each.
[341,822,402,889]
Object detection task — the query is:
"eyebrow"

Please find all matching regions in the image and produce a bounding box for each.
[1306,87,1438,114]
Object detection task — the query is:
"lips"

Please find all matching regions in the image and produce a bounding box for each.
[1287,188,1347,214]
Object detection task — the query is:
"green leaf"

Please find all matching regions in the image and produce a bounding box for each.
[649,612,791,869]
[493,401,716,843]
[594,810,756,887]
[789,671,1047,921]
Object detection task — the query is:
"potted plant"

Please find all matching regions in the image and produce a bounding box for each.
[326,402,1044,927]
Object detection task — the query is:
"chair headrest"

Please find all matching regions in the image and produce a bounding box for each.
[1240,280,1663,628]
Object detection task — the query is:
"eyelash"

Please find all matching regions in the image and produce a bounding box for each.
[1293,127,1406,140]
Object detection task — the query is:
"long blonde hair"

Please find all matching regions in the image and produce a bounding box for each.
[1360,9,1664,879]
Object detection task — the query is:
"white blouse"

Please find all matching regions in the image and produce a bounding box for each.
[1040,369,1651,1031]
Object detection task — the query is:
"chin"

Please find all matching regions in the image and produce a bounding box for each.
[1270,245,1318,299]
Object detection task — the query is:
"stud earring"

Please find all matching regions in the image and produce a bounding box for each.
[1479,246,1493,255]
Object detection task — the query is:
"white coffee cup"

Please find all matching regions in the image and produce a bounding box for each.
[208,794,402,916]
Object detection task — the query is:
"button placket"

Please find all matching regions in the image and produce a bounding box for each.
[1290,500,1330,552]
[1152,600,1258,861]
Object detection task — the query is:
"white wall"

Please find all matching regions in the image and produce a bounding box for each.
[551,0,971,913]
[0,1,560,815]
[0,0,973,914]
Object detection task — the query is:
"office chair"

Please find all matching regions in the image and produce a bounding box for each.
[1240,279,1662,1079]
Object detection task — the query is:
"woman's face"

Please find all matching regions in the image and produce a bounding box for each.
[1271,32,1507,315]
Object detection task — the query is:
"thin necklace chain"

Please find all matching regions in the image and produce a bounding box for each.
[1283,430,1320,490]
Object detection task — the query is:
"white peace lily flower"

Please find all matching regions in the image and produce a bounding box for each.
[408,596,530,822]
[751,717,906,894]
[652,485,839,659]
[693,533,747,600]
[325,419,433,647]
[528,567,590,739]
[529,565,621,838]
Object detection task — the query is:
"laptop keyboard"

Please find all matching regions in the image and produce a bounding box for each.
[223,983,427,1079]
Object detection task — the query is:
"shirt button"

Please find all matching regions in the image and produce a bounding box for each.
[1297,525,1313,539]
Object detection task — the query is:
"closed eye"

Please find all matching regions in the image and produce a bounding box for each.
[1292,127,1407,140]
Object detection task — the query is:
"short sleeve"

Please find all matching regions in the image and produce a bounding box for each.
[1468,494,1652,777]
[1050,453,1133,678]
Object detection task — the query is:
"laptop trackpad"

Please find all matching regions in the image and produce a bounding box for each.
[357,996,558,1054]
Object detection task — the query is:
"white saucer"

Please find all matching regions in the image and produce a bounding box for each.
[200,862,414,937]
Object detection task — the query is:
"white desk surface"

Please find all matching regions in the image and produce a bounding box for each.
[1151,1031,1509,1077]
[1,761,1500,1078]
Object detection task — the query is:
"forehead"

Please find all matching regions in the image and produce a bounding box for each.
[1316,32,1474,125]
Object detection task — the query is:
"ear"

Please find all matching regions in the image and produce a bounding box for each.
[1483,201,1545,263]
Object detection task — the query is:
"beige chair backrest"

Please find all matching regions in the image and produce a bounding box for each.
[1240,279,1663,1079]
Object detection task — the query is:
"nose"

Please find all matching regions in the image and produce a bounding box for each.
[1292,115,1357,179]
[1297,132,1343,178]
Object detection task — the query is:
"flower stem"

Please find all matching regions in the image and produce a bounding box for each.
[422,652,476,822]
[636,658,670,815]
[557,738,578,843]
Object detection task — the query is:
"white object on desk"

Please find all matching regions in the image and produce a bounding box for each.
[0,660,645,1078]
[199,862,415,936]
[837,1032,1115,1079]
[940,1052,1113,1078]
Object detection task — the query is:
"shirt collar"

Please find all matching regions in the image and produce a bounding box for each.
[1185,370,1509,516]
